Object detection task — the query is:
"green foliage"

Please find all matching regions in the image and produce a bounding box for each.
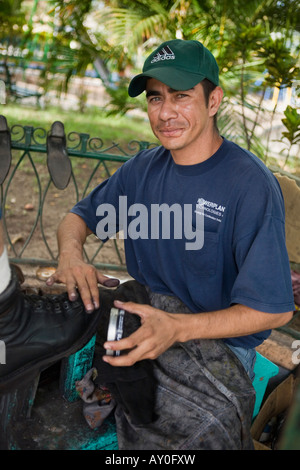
[0,0,32,51]
[258,37,300,89]
[104,79,147,116]
[0,0,27,34]
[278,104,300,167]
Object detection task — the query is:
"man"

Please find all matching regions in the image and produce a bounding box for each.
[47,40,295,449]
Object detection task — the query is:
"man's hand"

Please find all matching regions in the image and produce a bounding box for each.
[46,257,119,313]
[102,300,182,365]
[46,212,119,312]
[101,300,294,366]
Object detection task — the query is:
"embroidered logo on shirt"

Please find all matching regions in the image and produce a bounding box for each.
[151,45,175,63]
[195,198,226,223]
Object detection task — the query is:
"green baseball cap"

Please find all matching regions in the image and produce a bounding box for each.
[128,39,219,97]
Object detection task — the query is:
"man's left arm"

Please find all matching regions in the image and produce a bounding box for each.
[102,301,293,366]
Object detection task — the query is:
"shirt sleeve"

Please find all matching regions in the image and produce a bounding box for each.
[231,214,295,314]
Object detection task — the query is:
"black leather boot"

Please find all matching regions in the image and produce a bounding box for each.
[96,280,151,346]
[94,280,158,426]
[0,268,103,393]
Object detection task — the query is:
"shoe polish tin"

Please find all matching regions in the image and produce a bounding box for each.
[106,307,125,356]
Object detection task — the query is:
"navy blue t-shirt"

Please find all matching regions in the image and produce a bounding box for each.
[71,138,295,348]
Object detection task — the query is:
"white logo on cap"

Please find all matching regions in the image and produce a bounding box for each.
[151,46,175,63]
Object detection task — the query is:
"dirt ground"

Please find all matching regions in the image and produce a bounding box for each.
[3,153,131,289]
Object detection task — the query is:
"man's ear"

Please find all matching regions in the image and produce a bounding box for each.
[209,86,223,117]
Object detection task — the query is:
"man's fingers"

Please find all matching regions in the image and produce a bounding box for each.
[113,300,151,320]
[74,269,99,312]
[104,330,138,354]
[46,270,80,304]
[103,303,159,366]
[46,265,101,312]
[102,302,179,366]
[97,271,120,288]
[45,272,61,286]
[103,333,148,367]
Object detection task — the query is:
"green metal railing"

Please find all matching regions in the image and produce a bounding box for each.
[0,121,156,272]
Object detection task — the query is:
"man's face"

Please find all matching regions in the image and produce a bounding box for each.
[145,78,220,162]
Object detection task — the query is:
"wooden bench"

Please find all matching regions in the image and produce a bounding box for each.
[0,62,42,106]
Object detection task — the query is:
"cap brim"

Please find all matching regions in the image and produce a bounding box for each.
[128,67,206,97]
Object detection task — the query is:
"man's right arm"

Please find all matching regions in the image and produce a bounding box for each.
[46,212,119,312]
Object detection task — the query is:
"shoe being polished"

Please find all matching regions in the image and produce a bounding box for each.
[0,268,102,393]
[93,280,158,426]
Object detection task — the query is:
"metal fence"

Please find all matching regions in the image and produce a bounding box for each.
[0,119,155,272]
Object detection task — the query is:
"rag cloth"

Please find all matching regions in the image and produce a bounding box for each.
[114,288,256,450]
[75,367,115,429]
